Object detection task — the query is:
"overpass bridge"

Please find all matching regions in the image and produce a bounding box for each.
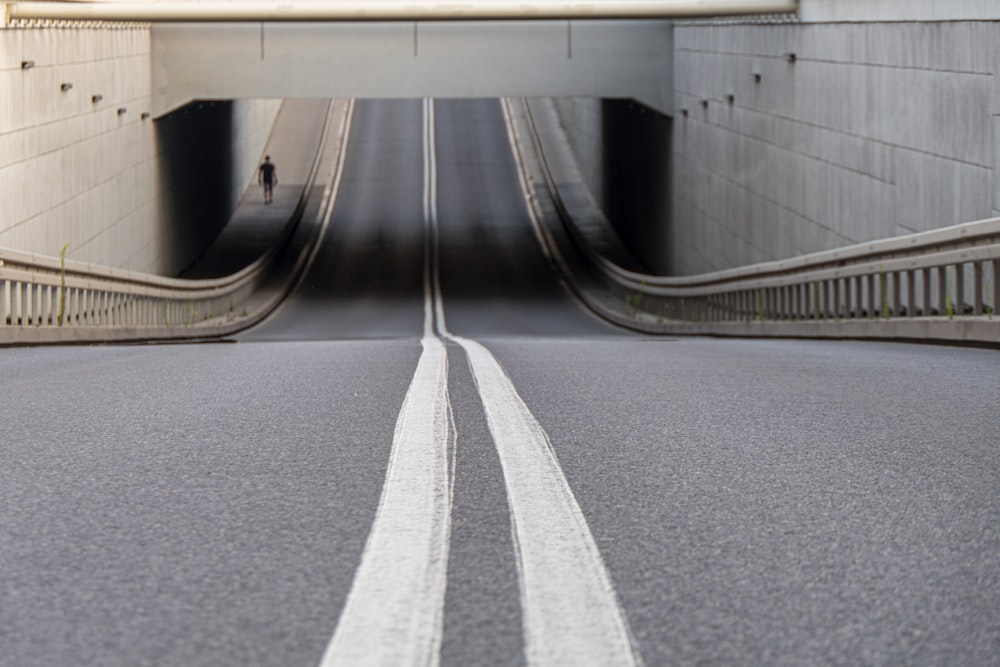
[5,0,798,116]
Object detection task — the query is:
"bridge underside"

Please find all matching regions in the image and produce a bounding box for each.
[152,21,673,117]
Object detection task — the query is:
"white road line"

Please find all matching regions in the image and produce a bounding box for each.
[453,337,642,666]
[318,99,454,667]
[424,98,449,336]
[426,98,642,666]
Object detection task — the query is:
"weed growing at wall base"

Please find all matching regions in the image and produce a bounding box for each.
[57,243,69,326]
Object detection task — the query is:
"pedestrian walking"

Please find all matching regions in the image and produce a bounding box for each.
[258,155,277,204]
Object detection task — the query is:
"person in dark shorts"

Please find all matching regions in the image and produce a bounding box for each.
[258,155,277,204]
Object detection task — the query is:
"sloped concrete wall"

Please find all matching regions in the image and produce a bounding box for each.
[0,25,280,275]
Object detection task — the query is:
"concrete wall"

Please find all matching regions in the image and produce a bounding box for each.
[557,12,1000,275]
[554,10,1000,277]
[0,25,280,275]
[156,99,281,274]
[671,19,1000,275]
[553,97,673,274]
[799,0,1000,22]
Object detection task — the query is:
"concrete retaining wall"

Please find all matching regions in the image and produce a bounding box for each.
[0,26,280,276]
[671,18,1000,275]
[553,5,1000,276]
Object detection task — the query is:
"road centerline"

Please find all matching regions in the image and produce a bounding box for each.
[317,99,455,667]
[427,98,642,666]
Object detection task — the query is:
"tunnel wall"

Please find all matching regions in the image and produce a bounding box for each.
[552,97,673,274]
[552,3,1000,276]
[670,18,1000,275]
[0,25,280,275]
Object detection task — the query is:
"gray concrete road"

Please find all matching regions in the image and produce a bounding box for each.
[1,99,997,667]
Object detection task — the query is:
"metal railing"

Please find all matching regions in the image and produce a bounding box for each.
[0,99,346,347]
[599,220,1000,340]
[516,98,1000,346]
[1,245,264,331]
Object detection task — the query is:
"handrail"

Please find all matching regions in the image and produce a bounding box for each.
[514,98,1000,345]
[5,0,798,24]
[0,99,349,346]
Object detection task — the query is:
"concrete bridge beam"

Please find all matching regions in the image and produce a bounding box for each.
[152,21,674,117]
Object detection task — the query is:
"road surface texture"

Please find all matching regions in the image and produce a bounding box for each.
[1,99,998,667]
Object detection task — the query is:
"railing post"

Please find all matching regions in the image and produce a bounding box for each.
[921,268,931,317]
[973,262,983,316]
[993,259,999,316]
[27,283,35,325]
[937,266,947,317]
[43,285,52,325]
[891,271,901,317]
[843,278,851,318]
[955,263,965,316]
[850,276,858,318]
[906,270,916,318]
[1,279,8,325]
[15,281,23,325]
[49,285,56,325]
[865,274,874,318]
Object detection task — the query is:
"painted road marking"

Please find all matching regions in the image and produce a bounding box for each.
[426,98,642,666]
[321,98,639,667]
[451,337,642,666]
[318,99,455,667]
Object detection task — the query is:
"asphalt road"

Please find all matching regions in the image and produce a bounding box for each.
[1,99,998,667]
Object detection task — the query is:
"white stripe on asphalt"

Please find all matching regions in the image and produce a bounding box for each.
[322,98,639,666]
[425,98,642,666]
[447,336,641,666]
[318,98,455,667]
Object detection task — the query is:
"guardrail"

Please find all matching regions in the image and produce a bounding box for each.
[0,99,347,347]
[515,98,1000,346]
[598,219,1000,344]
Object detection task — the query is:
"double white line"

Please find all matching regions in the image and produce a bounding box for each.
[320,99,640,667]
